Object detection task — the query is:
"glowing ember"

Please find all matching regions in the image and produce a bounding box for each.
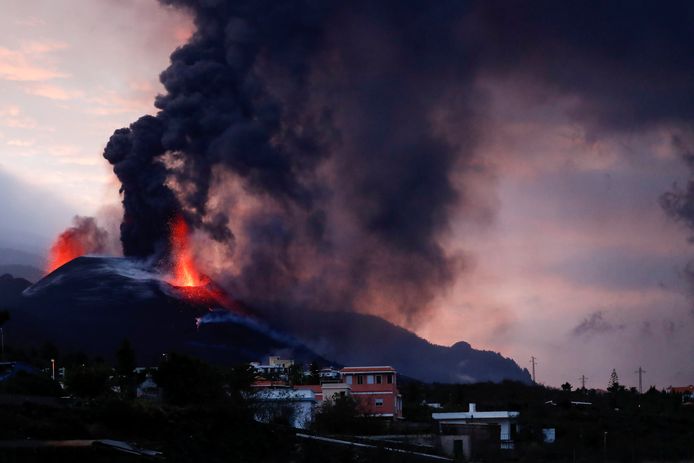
[46,233,85,273]
[170,215,205,287]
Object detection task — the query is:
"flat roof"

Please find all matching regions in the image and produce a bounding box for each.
[432,411,519,420]
[340,366,396,373]
[254,389,316,401]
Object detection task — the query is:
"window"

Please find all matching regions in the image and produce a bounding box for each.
[367,375,374,384]
[375,375,382,384]
[375,398,384,406]
[387,374,393,384]
[345,375,352,385]
[357,375,364,385]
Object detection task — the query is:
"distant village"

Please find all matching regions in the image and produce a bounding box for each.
[1,352,694,461]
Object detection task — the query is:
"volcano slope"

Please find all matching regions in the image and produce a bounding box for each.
[4,256,322,366]
[255,306,532,384]
[2,256,530,383]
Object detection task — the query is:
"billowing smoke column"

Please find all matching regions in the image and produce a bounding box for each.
[103,0,476,322]
[103,0,694,321]
[46,216,108,273]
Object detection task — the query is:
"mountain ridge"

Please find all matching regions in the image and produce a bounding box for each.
[0,256,531,384]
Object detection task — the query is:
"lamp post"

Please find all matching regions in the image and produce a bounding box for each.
[51,358,55,380]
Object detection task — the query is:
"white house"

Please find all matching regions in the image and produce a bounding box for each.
[252,388,316,429]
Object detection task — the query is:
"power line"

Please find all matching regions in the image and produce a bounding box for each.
[530,356,537,383]
[635,366,646,394]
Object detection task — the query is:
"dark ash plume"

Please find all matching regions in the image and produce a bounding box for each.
[104,0,478,321]
[104,0,694,321]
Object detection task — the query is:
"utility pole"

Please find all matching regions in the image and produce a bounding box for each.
[635,367,646,394]
[530,356,537,383]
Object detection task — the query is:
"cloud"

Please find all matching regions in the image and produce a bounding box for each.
[6,138,34,147]
[0,46,68,82]
[572,311,626,337]
[22,83,83,100]
[0,105,36,129]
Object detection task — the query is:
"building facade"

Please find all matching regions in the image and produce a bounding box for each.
[340,366,403,418]
[432,403,519,451]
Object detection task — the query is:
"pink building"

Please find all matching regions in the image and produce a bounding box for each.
[340,366,403,418]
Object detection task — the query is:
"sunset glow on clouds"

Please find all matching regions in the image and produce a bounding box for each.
[2,0,694,389]
[418,81,694,387]
[0,0,191,239]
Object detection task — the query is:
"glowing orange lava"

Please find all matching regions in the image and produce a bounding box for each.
[46,232,85,273]
[170,215,205,287]
[167,215,246,314]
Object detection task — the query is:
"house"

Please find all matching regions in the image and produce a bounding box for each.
[432,403,519,451]
[340,366,403,418]
[252,388,316,429]
[268,356,294,369]
[668,385,694,402]
[136,375,161,401]
[294,365,403,419]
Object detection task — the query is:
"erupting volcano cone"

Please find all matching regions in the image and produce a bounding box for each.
[167,215,240,312]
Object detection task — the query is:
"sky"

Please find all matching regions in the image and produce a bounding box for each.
[1,0,693,389]
[0,0,191,247]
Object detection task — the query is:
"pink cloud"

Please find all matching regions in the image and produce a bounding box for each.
[0,105,36,129]
[0,46,68,81]
[23,83,83,100]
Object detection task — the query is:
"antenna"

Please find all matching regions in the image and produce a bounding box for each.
[579,374,588,390]
[530,356,537,383]
[634,367,646,394]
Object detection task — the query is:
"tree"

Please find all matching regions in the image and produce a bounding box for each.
[115,339,136,376]
[0,310,9,360]
[308,360,320,384]
[288,363,305,385]
[608,369,620,391]
[312,395,361,434]
[65,363,112,398]
[115,339,137,398]
[0,310,9,326]
[155,353,224,406]
[561,382,573,392]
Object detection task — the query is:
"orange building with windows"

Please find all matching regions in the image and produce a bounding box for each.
[340,366,403,418]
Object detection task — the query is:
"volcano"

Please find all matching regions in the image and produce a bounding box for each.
[0,255,531,383]
[7,256,324,366]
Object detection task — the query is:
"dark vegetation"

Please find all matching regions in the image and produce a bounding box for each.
[401,379,694,462]
[0,338,693,461]
[0,338,415,462]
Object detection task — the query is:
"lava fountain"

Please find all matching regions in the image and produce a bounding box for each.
[167,215,242,313]
[46,216,107,273]
[169,215,206,288]
[46,233,86,273]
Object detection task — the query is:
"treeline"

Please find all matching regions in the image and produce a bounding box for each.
[401,379,694,461]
